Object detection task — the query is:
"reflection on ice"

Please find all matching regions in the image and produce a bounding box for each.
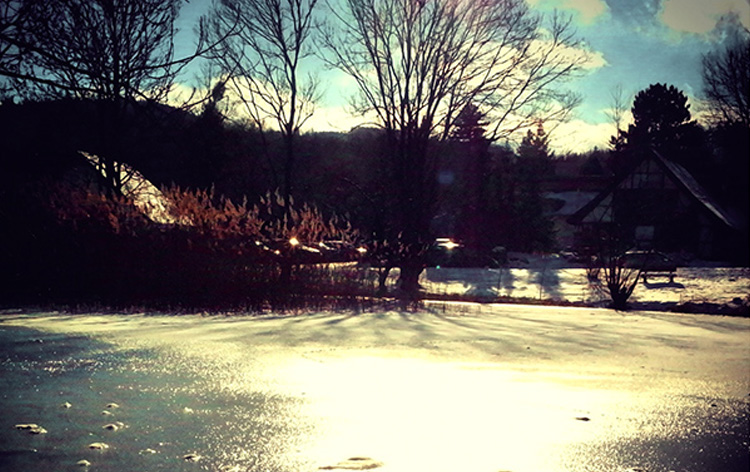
[1,310,748,471]
[281,357,656,472]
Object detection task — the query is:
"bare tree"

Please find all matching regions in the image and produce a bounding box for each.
[204,0,321,209]
[606,83,631,153]
[2,0,205,100]
[702,26,750,128]
[584,225,645,310]
[0,1,24,95]
[0,0,211,191]
[322,0,587,294]
[606,84,629,133]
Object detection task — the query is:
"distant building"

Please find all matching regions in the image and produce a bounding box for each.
[543,189,604,250]
[541,157,611,251]
[567,149,747,262]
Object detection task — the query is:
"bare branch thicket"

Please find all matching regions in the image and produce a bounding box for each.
[589,226,644,310]
[0,1,24,96]
[0,0,222,192]
[204,0,321,206]
[702,28,750,128]
[321,0,587,292]
[4,0,182,101]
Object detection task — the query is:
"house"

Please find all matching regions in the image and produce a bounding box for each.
[541,174,611,250]
[567,149,747,262]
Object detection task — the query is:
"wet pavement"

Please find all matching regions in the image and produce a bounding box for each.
[1,307,748,471]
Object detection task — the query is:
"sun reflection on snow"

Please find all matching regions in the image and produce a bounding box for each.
[274,356,632,472]
[5,314,748,471]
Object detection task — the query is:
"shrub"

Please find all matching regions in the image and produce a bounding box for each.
[580,226,644,310]
[11,180,364,310]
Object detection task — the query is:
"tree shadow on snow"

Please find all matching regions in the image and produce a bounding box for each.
[422,267,517,298]
[529,266,562,299]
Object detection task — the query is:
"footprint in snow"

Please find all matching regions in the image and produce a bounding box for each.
[15,424,47,435]
[319,457,383,470]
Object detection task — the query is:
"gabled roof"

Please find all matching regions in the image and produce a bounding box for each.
[567,148,743,231]
[655,152,745,230]
[566,172,621,225]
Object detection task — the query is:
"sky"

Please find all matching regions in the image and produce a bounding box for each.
[527,0,750,152]
[175,0,750,153]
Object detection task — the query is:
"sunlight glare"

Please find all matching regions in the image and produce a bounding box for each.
[278,356,631,472]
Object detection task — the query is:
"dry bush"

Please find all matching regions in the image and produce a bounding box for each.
[255,190,359,244]
[43,180,149,235]
[24,181,367,309]
[162,187,359,246]
[161,186,262,241]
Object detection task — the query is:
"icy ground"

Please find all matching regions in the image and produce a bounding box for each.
[1,307,749,471]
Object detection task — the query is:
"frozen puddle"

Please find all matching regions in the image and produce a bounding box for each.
[1,308,749,471]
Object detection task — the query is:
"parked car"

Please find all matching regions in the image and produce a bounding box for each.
[425,239,502,268]
[316,240,365,262]
[262,238,324,263]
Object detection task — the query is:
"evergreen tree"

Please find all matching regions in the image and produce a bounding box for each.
[514,122,555,251]
[615,83,706,175]
[518,121,554,170]
[627,83,692,150]
[187,81,229,189]
[450,104,489,143]
[448,104,492,251]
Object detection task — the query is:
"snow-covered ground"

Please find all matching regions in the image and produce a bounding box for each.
[0,258,748,469]
[413,254,749,313]
[1,308,748,471]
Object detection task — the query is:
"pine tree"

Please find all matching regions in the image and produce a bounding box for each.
[514,121,554,251]
[450,104,489,144]
[611,83,707,179]
[448,104,491,251]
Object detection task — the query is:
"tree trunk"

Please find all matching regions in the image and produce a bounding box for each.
[397,260,423,299]
[377,265,392,296]
[280,260,293,286]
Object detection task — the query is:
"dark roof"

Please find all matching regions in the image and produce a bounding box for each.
[567,148,743,231]
[655,152,742,230]
[566,176,621,225]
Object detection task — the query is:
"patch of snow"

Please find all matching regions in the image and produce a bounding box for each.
[395,254,749,311]
[80,151,183,225]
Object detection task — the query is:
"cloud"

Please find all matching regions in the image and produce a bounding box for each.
[305,100,615,154]
[526,37,607,75]
[548,119,614,153]
[162,81,206,107]
[660,0,750,34]
[548,87,712,154]
[302,105,372,133]
[578,45,608,70]
[528,0,608,24]
[561,0,608,23]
